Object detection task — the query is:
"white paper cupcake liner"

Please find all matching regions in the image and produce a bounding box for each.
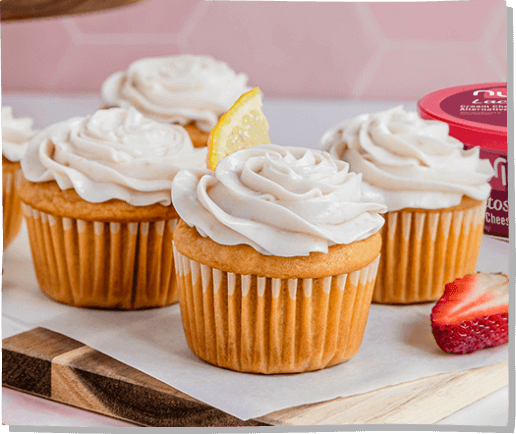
[373,200,486,304]
[22,203,179,309]
[3,168,23,248]
[173,245,380,374]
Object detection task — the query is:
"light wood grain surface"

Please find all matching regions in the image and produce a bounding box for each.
[2,327,508,427]
[1,0,146,22]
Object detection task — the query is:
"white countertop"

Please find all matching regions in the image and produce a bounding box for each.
[1,93,512,429]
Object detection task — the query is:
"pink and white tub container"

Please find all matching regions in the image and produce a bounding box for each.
[418,83,508,239]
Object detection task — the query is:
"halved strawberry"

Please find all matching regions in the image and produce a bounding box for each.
[431,272,509,354]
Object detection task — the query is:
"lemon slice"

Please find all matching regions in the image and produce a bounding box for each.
[207,87,270,170]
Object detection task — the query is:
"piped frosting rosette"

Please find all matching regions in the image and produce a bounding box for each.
[173,144,387,257]
[22,107,207,207]
[320,105,494,211]
[101,55,251,133]
[2,106,38,162]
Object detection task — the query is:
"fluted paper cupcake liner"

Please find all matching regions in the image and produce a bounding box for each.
[173,245,380,374]
[22,203,179,309]
[3,168,23,249]
[373,201,486,304]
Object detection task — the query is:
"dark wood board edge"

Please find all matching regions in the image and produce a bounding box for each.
[1,0,146,22]
[2,328,267,427]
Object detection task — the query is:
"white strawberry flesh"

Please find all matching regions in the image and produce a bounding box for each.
[431,272,509,354]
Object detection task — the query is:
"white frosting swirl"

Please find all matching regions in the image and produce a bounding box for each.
[2,106,38,162]
[320,106,494,211]
[172,144,386,257]
[100,55,250,133]
[22,107,207,206]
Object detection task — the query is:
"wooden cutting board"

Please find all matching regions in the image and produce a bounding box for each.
[2,327,508,427]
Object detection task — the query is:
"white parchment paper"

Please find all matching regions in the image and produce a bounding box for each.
[2,224,509,421]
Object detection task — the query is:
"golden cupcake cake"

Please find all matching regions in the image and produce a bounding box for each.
[172,144,387,374]
[100,55,251,148]
[320,106,495,304]
[2,106,38,249]
[19,107,207,309]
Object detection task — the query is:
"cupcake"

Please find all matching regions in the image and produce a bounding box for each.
[100,55,251,148]
[172,144,387,374]
[2,106,38,249]
[320,106,495,304]
[19,107,207,309]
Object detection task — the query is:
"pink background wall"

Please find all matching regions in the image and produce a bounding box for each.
[2,0,507,100]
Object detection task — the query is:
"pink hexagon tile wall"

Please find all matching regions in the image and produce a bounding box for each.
[2,19,74,90]
[1,0,507,100]
[71,0,198,35]
[357,45,501,101]
[186,2,379,98]
[367,0,502,41]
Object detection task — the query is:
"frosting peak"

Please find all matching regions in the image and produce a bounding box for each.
[2,106,38,162]
[172,144,386,257]
[21,108,207,206]
[100,55,250,132]
[320,106,494,211]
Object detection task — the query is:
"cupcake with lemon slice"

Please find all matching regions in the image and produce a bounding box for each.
[172,88,387,374]
[100,55,251,148]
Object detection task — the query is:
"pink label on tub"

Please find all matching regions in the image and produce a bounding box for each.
[464,145,508,238]
[440,85,507,128]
